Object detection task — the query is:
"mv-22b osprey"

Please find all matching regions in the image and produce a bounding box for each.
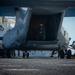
[0,0,75,58]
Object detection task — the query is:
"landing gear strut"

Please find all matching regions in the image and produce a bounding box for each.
[0,49,6,58]
[6,50,11,58]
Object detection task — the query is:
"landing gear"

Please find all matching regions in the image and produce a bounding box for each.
[66,50,71,59]
[27,52,29,58]
[23,51,29,58]
[0,49,13,58]
[0,49,5,58]
[58,50,65,59]
[6,50,11,58]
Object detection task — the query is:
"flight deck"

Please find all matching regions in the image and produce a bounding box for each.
[0,58,75,75]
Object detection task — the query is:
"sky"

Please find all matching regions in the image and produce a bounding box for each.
[62,17,75,45]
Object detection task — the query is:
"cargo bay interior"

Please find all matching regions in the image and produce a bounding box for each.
[27,13,62,41]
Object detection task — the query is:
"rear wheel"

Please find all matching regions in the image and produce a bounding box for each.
[27,52,29,58]
[66,50,71,59]
[0,49,5,58]
[58,50,65,59]
[23,52,25,58]
[6,50,11,58]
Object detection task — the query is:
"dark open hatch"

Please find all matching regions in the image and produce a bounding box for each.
[27,13,62,41]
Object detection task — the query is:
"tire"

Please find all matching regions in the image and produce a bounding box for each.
[0,50,5,58]
[58,50,65,59]
[6,50,11,58]
[23,52,25,58]
[27,52,29,58]
[66,50,71,59]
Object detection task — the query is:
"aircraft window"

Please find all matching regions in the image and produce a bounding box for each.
[5,16,16,28]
